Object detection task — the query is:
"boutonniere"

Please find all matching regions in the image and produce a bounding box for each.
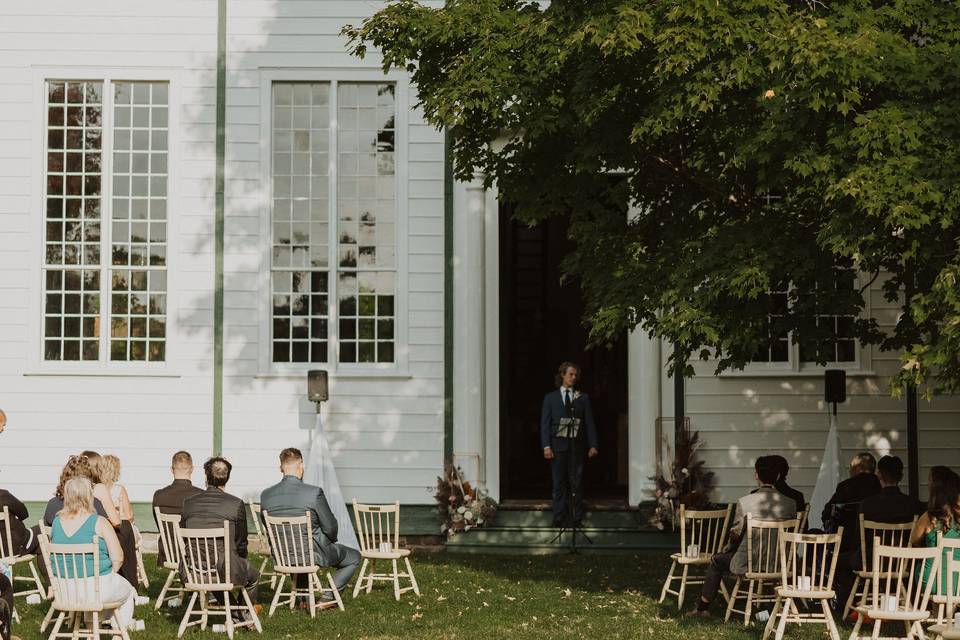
[573,390,581,401]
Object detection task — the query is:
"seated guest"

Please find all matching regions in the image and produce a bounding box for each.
[0,570,11,640]
[152,451,203,564]
[769,454,804,514]
[50,477,138,630]
[911,466,960,592]
[181,457,259,618]
[0,486,39,556]
[687,456,797,616]
[821,452,881,552]
[98,455,134,522]
[44,455,109,526]
[260,448,360,597]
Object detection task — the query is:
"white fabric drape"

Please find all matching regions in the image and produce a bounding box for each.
[808,411,843,530]
[305,412,359,551]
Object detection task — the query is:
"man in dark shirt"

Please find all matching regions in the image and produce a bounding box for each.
[768,455,805,515]
[181,457,259,616]
[152,451,203,564]
[0,488,38,556]
[859,455,924,523]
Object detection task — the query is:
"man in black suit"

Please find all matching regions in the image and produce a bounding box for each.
[260,448,360,596]
[0,488,38,557]
[152,451,204,565]
[859,455,924,523]
[181,457,259,613]
[822,451,881,615]
[540,362,599,528]
[768,455,805,515]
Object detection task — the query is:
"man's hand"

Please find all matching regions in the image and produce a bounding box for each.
[543,447,554,460]
[587,447,599,459]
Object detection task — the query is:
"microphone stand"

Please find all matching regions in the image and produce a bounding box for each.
[548,401,593,554]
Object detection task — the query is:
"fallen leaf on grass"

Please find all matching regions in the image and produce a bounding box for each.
[411,612,423,621]
[563,588,572,598]
[437,596,447,602]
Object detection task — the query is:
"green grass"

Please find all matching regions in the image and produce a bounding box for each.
[13,552,838,639]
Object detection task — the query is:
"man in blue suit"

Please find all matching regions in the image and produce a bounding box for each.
[540,362,598,527]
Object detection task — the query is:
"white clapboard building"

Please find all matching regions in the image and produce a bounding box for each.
[1,1,957,531]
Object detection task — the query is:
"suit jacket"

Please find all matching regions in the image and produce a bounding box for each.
[774,480,805,515]
[822,472,881,551]
[729,485,798,576]
[0,489,31,556]
[539,388,598,452]
[152,479,204,563]
[859,486,924,524]
[260,475,346,568]
[180,487,248,585]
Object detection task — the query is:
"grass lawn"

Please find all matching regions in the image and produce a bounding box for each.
[14,552,841,640]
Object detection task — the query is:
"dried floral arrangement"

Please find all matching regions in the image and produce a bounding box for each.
[435,463,497,536]
[646,424,715,530]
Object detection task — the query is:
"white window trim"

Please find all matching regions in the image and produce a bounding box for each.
[709,270,874,378]
[27,67,182,376]
[256,68,410,377]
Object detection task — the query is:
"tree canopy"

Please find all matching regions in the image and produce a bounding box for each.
[344,0,960,394]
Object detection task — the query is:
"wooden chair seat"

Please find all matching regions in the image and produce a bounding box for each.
[775,586,835,599]
[659,505,732,610]
[362,548,411,560]
[928,623,960,640]
[856,605,929,622]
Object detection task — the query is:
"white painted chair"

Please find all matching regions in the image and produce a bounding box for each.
[175,521,262,639]
[351,500,420,601]
[725,516,800,626]
[153,509,186,610]
[38,533,130,640]
[659,504,732,609]
[0,505,46,602]
[930,539,960,640]
[761,529,843,640]
[262,510,343,617]
[932,534,960,628]
[247,501,278,588]
[849,541,940,640]
[132,524,149,589]
[842,515,917,620]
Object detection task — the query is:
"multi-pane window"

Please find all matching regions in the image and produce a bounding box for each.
[42,79,168,363]
[752,286,790,363]
[269,81,397,366]
[799,265,857,364]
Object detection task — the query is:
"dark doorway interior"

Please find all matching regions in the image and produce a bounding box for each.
[498,203,628,504]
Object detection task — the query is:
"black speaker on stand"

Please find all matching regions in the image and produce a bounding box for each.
[824,369,846,415]
[308,369,328,412]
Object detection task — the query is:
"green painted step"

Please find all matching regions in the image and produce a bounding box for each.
[492,509,650,530]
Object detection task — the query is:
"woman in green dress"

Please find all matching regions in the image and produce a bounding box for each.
[910,466,960,593]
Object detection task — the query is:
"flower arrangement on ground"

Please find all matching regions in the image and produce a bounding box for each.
[646,423,715,530]
[435,463,497,536]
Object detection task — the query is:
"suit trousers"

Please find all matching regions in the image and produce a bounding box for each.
[295,544,360,594]
[701,550,733,605]
[551,447,585,526]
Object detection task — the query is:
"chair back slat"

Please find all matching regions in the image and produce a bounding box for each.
[154,508,183,568]
[263,510,315,570]
[871,541,940,614]
[678,505,732,558]
[746,515,799,577]
[798,503,811,531]
[859,515,916,572]
[0,507,15,560]
[935,534,960,599]
[39,534,104,611]
[779,529,843,592]
[177,521,232,590]
[352,500,400,553]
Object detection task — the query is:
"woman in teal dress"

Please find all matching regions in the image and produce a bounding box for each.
[910,466,960,594]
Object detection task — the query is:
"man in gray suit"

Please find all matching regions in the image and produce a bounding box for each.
[260,448,360,596]
[687,455,797,616]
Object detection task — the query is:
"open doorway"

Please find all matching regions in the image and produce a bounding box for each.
[498,203,628,505]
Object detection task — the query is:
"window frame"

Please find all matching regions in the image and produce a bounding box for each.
[257,69,410,377]
[29,68,180,375]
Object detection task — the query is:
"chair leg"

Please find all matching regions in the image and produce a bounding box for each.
[367,560,376,594]
[743,579,755,626]
[870,619,881,640]
[677,565,689,611]
[41,601,56,632]
[155,570,177,610]
[659,559,677,604]
[241,586,262,634]
[268,574,285,617]
[177,592,198,638]
[29,559,45,599]
[842,575,860,620]
[773,598,791,640]
[352,558,368,598]
[49,610,66,640]
[762,596,781,640]
[821,598,841,640]
[328,571,345,611]
[392,558,401,601]
[223,591,234,640]
[725,578,741,622]
[404,557,420,597]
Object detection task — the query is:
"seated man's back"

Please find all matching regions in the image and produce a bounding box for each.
[729,485,797,575]
[260,474,339,567]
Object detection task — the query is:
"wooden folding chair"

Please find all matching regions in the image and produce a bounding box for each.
[659,504,732,609]
[154,509,187,610]
[248,501,278,588]
[0,505,46,601]
[930,541,960,640]
[842,515,917,620]
[761,529,843,640]
[351,500,420,601]
[262,510,343,617]
[849,541,940,640]
[725,516,800,626]
[176,521,262,639]
[132,524,149,589]
[932,535,960,627]
[38,533,130,640]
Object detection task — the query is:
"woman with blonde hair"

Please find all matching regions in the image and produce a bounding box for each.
[97,455,133,523]
[49,477,140,631]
